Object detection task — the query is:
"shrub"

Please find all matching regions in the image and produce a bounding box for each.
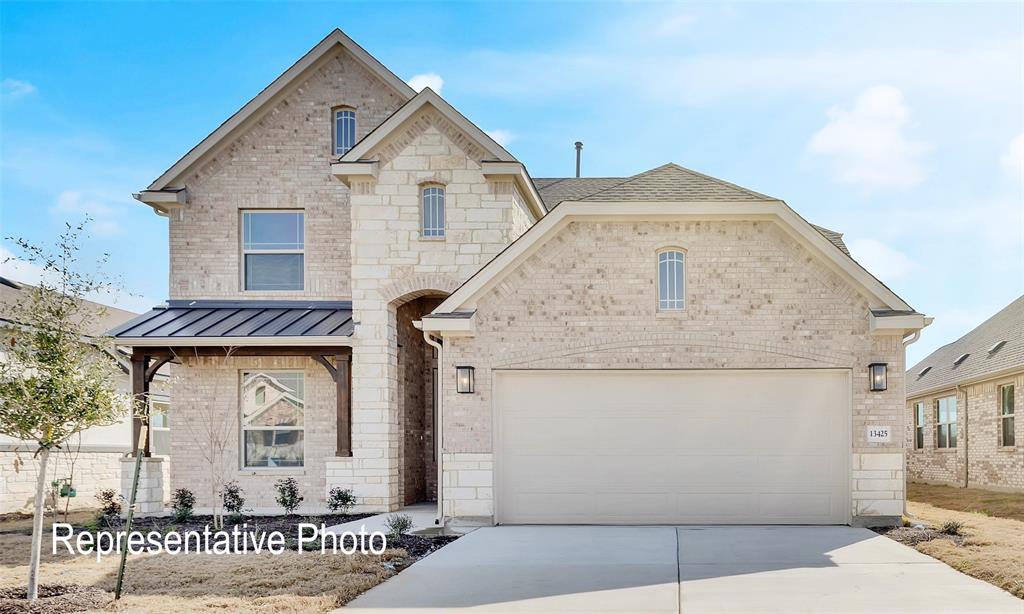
[170,488,196,522]
[95,489,121,521]
[274,477,303,515]
[384,513,413,538]
[221,481,246,520]
[939,520,964,536]
[327,487,356,514]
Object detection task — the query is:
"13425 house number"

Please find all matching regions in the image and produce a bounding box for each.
[866,426,892,443]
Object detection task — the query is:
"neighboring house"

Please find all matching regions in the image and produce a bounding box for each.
[114,29,928,527]
[0,276,170,513]
[906,296,1023,491]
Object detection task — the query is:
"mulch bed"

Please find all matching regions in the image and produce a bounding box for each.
[387,533,460,559]
[874,525,967,547]
[90,512,375,535]
[0,584,108,614]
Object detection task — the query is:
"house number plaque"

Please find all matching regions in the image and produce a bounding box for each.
[866,426,892,443]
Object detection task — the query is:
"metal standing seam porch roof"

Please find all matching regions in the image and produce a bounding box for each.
[108,301,354,342]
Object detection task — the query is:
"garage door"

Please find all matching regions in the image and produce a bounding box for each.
[495,370,850,525]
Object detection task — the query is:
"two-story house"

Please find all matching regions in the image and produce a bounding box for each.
[112,29,928,527]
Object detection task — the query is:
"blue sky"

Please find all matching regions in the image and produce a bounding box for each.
[1,1,1021,365]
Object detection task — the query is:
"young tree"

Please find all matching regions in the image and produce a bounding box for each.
[0,222,131,600]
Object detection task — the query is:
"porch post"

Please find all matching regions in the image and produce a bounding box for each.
[336,354,352,457]
[130,351,151,457]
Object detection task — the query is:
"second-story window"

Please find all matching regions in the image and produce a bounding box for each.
[242,211,304,291]
[422,186,445,238]
[658,250,685,311]
[334,108,356,155]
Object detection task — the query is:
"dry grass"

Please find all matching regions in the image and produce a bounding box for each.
[0,509,100,535]
[0,521,405,612]
[905,499,1024,598]
[908,482,1024,522]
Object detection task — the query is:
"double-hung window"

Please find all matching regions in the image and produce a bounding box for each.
[334,108,356,155]
[422,186,445,238]
[241,371,304,468]
[242,211,304,291]
[935,396,957,448]
[913,401,926,449]
[658,250,685,311]
[1000,384,1015,447]
[150,398,171,456]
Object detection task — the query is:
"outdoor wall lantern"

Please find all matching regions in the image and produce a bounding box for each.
[456,366,475,394]
[868,363,888,392]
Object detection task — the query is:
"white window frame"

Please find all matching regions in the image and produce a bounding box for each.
[999,384,1015,447]
[657,249,686,311]
[421,185,446,238]
[333,107,356,155]
[240,370,305,469]
[913,401,926,449]
[935,395,957,449]
[149,396,171,457]
[241,210,305,292]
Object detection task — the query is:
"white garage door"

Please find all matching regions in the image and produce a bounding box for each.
[495,370,850,525]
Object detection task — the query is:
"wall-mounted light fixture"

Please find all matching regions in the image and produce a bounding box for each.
[456,366,475,394]
[868,363,888,392]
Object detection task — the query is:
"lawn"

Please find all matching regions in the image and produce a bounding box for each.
[901,483,1024,599]
[0,509,423,613]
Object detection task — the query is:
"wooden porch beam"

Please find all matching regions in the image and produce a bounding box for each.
[336,354,352,457]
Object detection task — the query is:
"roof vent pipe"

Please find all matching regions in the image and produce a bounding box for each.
[574,141,583,178]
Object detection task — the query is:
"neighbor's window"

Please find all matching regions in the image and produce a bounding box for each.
[150,399,170,456]
[422,186,445,238]
[242,371,304,468]
[1000,384,1015,447]
[914,401,926,449]
[658,250,685,311]
[935,396,958,448]
[334,108,356,155]
[242,211,304,291]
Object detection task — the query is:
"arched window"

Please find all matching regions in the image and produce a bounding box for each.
[422,186,445,238]
[334,108,356,155]
[658,250,685,311]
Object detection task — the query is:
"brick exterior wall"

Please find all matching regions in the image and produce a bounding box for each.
[906,372,1023,491]
[443,219,908,524]
[167,46,405,300]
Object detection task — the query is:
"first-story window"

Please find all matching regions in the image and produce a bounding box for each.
[241,371,304,467]
[935,395,957,448]
[914,401,926,449]
[334,108,356,155]
[1000,384,1015,447]
[242,210,304,291]
[422,186,445,238]
[150,398,171,456]
[658,250,685,311]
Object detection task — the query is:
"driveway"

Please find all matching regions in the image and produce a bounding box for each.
[342,526,1022,613]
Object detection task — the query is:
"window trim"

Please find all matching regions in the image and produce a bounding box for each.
[656,247,687,312]
[333,107,356,156]
[999,383,1015,448]
[934,395,958,449]
[420,184,446,239]
[240,209,306,292]
[913,401,926,449]
[240,370,306,469]
[149,396,171,458]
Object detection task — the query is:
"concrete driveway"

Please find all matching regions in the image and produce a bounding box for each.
[342,526,1022,613]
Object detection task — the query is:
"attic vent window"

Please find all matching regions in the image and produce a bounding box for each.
[953,353,970,366]
[989,340,1008,354]
[918,366,932,377]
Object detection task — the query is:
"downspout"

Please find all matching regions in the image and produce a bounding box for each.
[423,330,444,526]
[902,329,922,517]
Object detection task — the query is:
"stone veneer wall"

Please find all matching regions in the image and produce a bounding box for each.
[1,450,124,514]
[442,219,908,524]
[166,46,405,300]
[906,372,1023,491]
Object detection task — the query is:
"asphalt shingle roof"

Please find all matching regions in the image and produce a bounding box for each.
[907,295,1024,396]
[534,163,850,255]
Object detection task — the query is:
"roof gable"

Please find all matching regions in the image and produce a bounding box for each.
[145,29,415,191]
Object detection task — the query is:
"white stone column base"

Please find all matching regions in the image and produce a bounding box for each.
[119,457,165,517]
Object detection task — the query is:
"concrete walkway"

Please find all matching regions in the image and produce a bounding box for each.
[325,502,442,536]
[340,525,1022,613]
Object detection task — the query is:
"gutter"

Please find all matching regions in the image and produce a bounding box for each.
[422,330,444,526]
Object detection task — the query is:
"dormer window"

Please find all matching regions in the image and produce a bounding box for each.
[334,108,356,155]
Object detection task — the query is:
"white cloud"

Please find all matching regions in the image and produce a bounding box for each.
[1001,133,1024,181]
[407,72,444,94]
[808,86,927,190]
[847,237,918,282]
[484,129,515,147]
[51,190,121,236]
[1,78,37,100]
